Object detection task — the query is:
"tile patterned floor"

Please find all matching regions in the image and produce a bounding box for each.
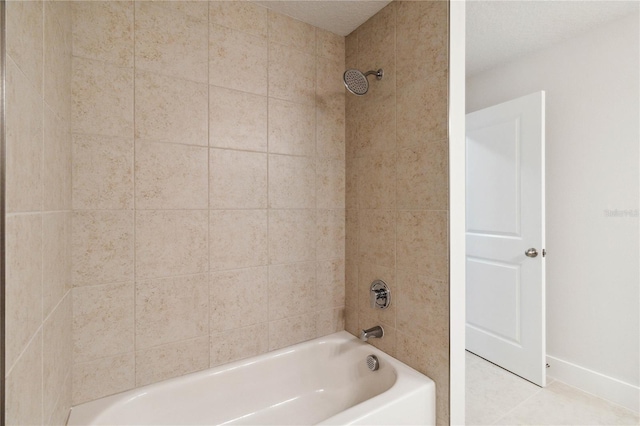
[465,351,640,425]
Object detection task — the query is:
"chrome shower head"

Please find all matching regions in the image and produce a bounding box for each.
[343,68,384,96]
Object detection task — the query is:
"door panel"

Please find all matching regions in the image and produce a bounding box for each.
[466,257,521,343]
[466,91,546,386]
[466,119,521,235]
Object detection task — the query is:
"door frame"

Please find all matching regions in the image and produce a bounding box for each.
[449,0,466,424]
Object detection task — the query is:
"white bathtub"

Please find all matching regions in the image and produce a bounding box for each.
[68,331,436,425]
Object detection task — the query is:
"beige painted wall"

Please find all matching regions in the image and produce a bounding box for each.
[4,0,73,424]
[70,1,346,405]
[344,2,450,424]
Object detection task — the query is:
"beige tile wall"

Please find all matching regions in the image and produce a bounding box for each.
[344,2,450,424]
[4,1,73,425]
[70,1,345,404]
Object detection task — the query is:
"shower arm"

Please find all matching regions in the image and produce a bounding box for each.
[363,69,384,80]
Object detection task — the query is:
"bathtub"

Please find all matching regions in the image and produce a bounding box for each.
[68,331,436,425]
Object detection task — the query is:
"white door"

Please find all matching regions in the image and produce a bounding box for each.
[465,91,546,386]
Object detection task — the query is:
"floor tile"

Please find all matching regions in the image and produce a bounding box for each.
[466,352,541,425]
[466,352,640,426]
[495,381,640,426]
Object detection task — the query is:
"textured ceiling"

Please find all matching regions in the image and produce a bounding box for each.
[252,0,392,36]
[252,1,639,74]
[467,0,640,76]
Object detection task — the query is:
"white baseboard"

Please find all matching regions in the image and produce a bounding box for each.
[546,355,639,413]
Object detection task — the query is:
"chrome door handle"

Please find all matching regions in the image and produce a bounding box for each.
[525,248,538,258]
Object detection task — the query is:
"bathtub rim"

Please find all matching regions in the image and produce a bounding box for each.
[68,330,436,425]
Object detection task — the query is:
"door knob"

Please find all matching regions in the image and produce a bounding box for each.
[525,248,538,258]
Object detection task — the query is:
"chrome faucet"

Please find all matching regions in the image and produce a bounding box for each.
[360,325,384,341]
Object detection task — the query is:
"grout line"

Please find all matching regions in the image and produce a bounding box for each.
[266,9,271,352]
[5,322,43,379]
[207,0,212,369]
[490,384,546,425]
[40,4,45,420]
[392,0,398,339]
[132,0,137,384]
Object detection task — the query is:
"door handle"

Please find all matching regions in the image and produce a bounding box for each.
[525,248,538,258]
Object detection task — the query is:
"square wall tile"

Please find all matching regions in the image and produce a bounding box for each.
[72,1,133,67]
[210,149,267,209]
[135,210,208,280]
[210,323,268,367]
[396,332,449,424]
[72,57,133,138]
[43,294,72,421]
[135,1,208,83]
[43,212,71,318]
[397,269,448,348]
[209,85,267,152]
[345,260,358,308]
[358,209,395,268]
[316,259,345,311]
[6,59,43,213]
[268,313,316,351]
[5,214,42,370]
[268,155,315,209]
[345,157,357,209]
[44,0,72,121]
[135,140,208,210]
[345,208,358,260]
[6,0,43,94]
[396,1,448,84]
[72,211,134,287]
[210,267,268,332]
[316,209,345,260]
[135,70,207,146]
[268,98,315,156]
[396,210,448,280]
[47,370,71,426]
[345,306,359,336]
[316,104,345,161]
[397,139,448,210]
[316,307,345,337]
[72,353,135,405]
[316,29,345,62]
[43,107,71,211]
[316,158,345,209]
[135,274,209,349]
[397,71,448,149]
[135,336,209,387]
[357,3,395,89]
[316,57,345,100]
[268,262,316,321]
[268,10,315,52]
[345,31,358,62]
[209,1,267,37]
[72,134,133,210]
[352,94,396,158]
[269,209,316,264]
[210,210,268,271]
[72,281,134,363]
[209,24,267,96]
[268,43,315,106]
[357,150,396,209]
[6,332,43,426]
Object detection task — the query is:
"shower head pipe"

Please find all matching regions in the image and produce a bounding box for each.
[343,68,384,96]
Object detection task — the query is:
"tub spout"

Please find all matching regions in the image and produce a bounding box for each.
[360,325,384,341]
